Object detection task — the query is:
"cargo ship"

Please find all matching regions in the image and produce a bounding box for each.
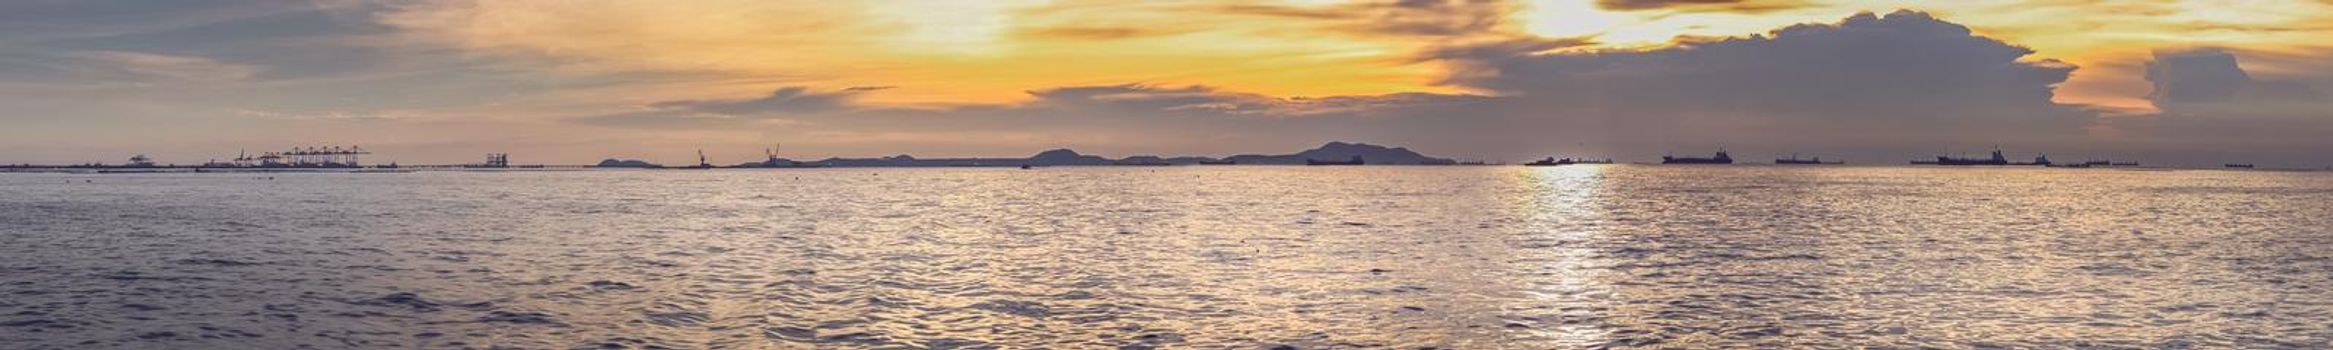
[1662,149,1732,164]
[1774,154,1842,165]
[1934,149,2010,166]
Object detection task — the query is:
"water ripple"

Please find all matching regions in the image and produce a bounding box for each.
[1,167,2329,348]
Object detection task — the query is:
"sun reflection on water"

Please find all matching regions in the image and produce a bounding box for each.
[1507,165,1616,347]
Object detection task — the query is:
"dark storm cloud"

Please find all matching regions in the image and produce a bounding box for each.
[2145,48,2325,115]
[2146,49,2255,104]
[1419,10,2089,154]
[1444,10,2073,106]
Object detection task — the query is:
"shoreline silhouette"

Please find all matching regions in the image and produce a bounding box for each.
[0,141,2312,172]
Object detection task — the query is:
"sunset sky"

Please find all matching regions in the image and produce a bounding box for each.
[3,0,2329,166]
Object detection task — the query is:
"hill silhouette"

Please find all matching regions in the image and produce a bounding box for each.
[776,142,1454,167]
[1222,142,1456,165]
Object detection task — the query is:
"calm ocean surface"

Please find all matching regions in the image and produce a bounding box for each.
[3,166,2330,349]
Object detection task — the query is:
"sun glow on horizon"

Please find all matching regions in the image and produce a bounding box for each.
[365,0,2333,113]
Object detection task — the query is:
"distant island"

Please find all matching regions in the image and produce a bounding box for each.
[662,141,1458,169]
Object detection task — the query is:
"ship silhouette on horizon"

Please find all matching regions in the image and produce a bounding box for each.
[1525,157,1575,166]
[10,141,2305,171]
[1775,154,1843,165]
[1525,157,1615,166]
[1662,149,1733,164]
[1932,149,2011,166]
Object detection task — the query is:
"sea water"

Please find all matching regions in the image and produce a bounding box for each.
[3,166,2330,349]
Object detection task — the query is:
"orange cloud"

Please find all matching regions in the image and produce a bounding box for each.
[377,0,1534,108]
[374,0,2333,120]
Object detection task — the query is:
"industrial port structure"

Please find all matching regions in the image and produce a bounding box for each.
[234,146,373,168]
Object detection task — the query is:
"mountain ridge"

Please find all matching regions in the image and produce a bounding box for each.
[708,142,1456,168]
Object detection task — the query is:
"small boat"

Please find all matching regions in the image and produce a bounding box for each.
[2225,163,2255,169]
[1662,149,1732,164]
[1306,156,1365,166]
[1019,164,1034,170]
